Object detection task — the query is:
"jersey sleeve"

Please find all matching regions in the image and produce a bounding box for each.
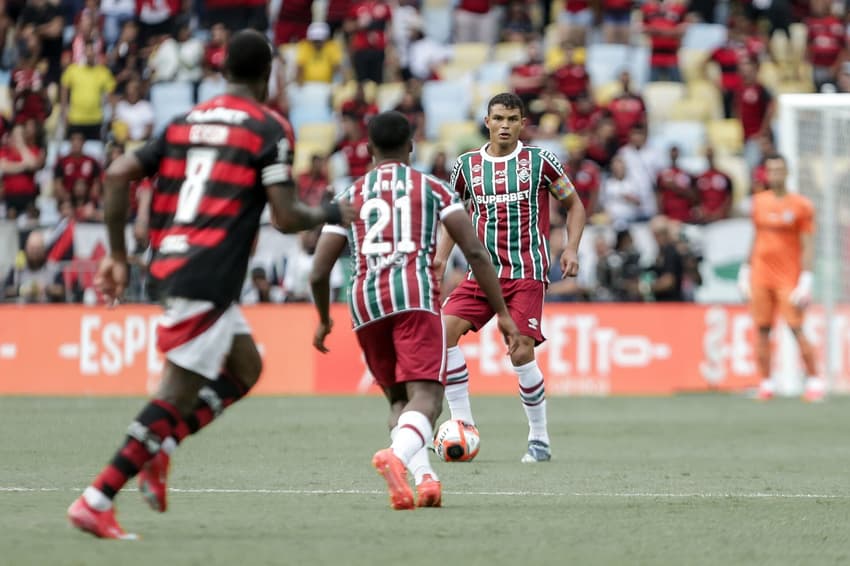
[540,148,576,201]
[449,156,469,201]
[430,178,464,220]
[133,128,167,178]
[257,118,295,187]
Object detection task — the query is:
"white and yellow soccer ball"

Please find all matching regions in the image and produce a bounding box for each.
[433,419,480,462]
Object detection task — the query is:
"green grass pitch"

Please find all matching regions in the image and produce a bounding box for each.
[2,395,850,565]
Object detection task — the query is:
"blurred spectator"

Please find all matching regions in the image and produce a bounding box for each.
[648,215,685,301]
[334,114,372,179]
[61,41,115,140]
[602,0,633,44]
[750,131,777,195]
[566,91,602,135]
[391,0,420,81]
[510,41,546,106]
[284,229,321,302]
[266,50,290,116]
[560,0,593,46]
[53,131,101,203]
[687,0,715,22]
[805,0,845,91]
[135,0,179,48]
[551,42,589,102]
[393,88,425,140]
[706,14,764,118]
[297,154,332,206]
[295,22,341,84]
[528,77,568,138]
[204,0,268,32]
[10,30,51,125]
[112,77,154,143]
[71,178,102,221]
[100,0,135,46]
[326,0,350,36]
[16,200,40,230]
[655,145,696,223]
[341,81,379,126]
[564,135,601,215]
[671,221,702,301]
[693,147,733,223]
[734,58,775,169]
[69,7,104,65]
[596,229,643,301]
[407,24,452,81]
[107,20,143,93]
[608,71,647,145]
[274,0,313,45]
[617,125,662,219]
[641,0,688,82]
[204,23,229,77]
[241,266,285,305]
[501,1,534,43]
[3,230,64,303]
[429,150,450,182]
[147,21,204,84]
[454,0,497,44]
[585,115,619,170]
[346,0,392,84]
[1,120,45,216]
[744,0,792,37]
[602,155,642,226]
[838,62,850,93]
[18,0,64,86]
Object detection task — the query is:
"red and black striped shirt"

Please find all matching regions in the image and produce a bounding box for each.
[135,94,295,307]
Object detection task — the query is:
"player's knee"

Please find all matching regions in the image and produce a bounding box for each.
[509,340,536,366]
[758,326,771,337]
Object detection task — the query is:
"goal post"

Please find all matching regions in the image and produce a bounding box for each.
[777,94,850,394]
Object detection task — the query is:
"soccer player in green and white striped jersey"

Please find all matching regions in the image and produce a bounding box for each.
[310,111,520,509]
[435,92,586,463]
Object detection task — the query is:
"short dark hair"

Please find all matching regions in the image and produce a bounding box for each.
[763,153,787,165]
[224,30,273,83]
[367,111,411,153]
[487,92,525,117]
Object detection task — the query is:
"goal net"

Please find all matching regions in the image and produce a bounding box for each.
[778,94,850,394]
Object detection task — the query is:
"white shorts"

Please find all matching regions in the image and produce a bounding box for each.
[156,298,251,380]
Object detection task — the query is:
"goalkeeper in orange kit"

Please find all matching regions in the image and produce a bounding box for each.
[737,154,823,401]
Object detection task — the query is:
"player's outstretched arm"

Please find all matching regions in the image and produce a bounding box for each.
[443,210,520,354]
[433,224,456,285]
[98,154,146,303]
[266,183,354,233]
[553,182,586,277]
[309,229,348,353]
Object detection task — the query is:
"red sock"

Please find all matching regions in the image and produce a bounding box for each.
[93,400,182,499]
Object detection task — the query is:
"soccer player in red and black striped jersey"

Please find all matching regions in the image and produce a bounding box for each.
[67,30,353,540]
[435,93,586,463]
[310,111,519,510]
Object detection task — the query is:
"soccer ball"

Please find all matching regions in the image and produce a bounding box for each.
[433,419,480,462]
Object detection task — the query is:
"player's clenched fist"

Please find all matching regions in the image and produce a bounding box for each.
[95,256,128,305]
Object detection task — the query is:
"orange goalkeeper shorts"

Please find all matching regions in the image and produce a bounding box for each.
[750,286,804,329]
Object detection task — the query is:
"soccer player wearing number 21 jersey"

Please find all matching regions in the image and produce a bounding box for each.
[435,93,586,463]
[67,31,354,539]
[310,112,520,510]
[737,153,824,402]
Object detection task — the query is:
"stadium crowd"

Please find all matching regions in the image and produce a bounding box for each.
[0,0,847,305]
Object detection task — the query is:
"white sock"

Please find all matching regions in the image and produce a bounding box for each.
[161,436,177,455]
[759,379,775,393]
[515,360,549,444]
[445,346,475,425]
[806,376,825,391]
[391,425,436,484]
[83,486,112,511]
[390,411,432,465]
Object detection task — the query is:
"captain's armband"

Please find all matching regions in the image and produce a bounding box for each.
[549,176,576,200]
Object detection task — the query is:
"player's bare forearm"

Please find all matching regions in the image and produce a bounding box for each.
[443,212,509,316]
[561,192,587,252]
[103,154,145,261]
[435,224,456,268]
[267,183,340,233]
[801,232,814,272]
[310,233,347,324]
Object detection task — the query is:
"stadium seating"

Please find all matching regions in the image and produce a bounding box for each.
[477,61,511,84]
[422,79,473,140]
[681,24,727,51]
[647,121,706,158]
[586,44,631,88]
[643,82,687,124]
[493,42,526,65]
[150,81,195,134]
[707,119,745,155]
[197,76,227,103]
[452,43,491,69]
[375,82,405,111]
[297,123,337,155]
[287,82,333,132]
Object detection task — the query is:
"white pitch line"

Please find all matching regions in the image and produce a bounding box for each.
[2,486,849,499]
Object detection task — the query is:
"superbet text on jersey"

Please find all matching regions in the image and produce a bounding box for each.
[135,95,296,307]
[327,162,463,329]
[451,141,566,283]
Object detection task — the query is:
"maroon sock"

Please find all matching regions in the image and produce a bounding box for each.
[174,372,249,443]
[92,399,181,500]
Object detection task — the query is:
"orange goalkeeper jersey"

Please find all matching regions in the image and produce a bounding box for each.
[750,190,814,288]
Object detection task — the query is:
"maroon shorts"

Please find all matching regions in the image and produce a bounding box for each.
[355,311,446,390]
[443,278,546,344]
